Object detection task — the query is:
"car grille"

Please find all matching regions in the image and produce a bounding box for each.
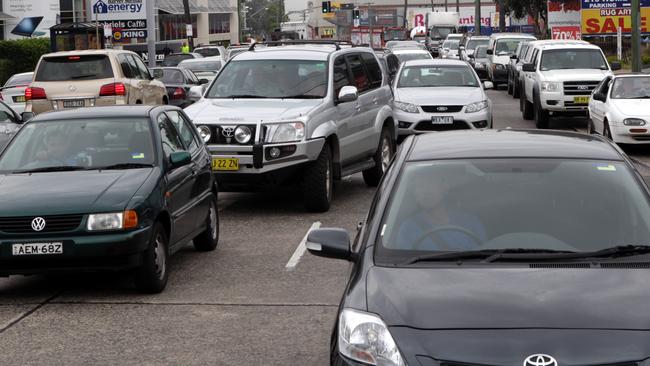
[0,214,83,234]
[563,81,600,95]
[421,105,464,113]
[203,124,258,145]
[440,362,638,366]
[414,120,470,131]
[564,101,589,110]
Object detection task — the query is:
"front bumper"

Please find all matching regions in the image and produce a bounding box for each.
[540,91,590,114]
[0,225,152,275]
[610,122,650,144]
[394,106,491,136]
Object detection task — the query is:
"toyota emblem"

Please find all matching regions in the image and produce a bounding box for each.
[524,354,558,366]
[437,106,448,112]
[221,126,235,138]
[31,217,46,232]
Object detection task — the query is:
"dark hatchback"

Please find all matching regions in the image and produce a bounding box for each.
[151,67,207,108]
[0,106,218,293]
[308,130,650,366]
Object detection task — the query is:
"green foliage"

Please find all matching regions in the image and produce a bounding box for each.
[246,0,288,38]
[0,38,50,85]
[642,54,650,66]
[503,0,548,36]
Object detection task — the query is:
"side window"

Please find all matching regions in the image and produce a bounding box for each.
[185,69,199,84]
[333,56,351,97]
[346,54,370,93]
[157,114,184,158]
[166,110,199,153]
[361,52,382,89]
[531,50,539,67]
[117,54,134,78]
[126,55,143,79]
[599,77,612,97]
[387,55,399,74]
[132,55,152,80]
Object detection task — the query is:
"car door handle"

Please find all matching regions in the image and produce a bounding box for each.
[355,104,362,111]
[372,97,379,104]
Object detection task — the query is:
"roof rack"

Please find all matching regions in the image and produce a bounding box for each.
[248,40,353,51]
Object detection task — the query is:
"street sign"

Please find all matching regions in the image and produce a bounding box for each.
[186,24,193,37]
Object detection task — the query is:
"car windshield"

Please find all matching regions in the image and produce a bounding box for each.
[430,27,453,39]
[442,40,459,49]
[398,65,478,88]
[35,55,113,81]
[494,38,528,55]
[466,39,488,50]
[195,48,220,57]
[376,159,650,263]
[5,73,32,87]
[156,68,185,84]
[611,77,650,99]
[0,118,155,173]
[227,49,247,59]
[395,52,431,63]
[540,49,608,71]
[163,54,194,66]
[475,46,488,58]
[180,61,221,73]
[206,59,328,98]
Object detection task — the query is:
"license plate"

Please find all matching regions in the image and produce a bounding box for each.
[13,95,25,103]
[212,158,239,171]
[573,96,590,104]
[12,242,63,256]
[432,116,454,125]
[63,99,85,108]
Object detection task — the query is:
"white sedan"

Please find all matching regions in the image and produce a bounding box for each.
[588,74,650,144]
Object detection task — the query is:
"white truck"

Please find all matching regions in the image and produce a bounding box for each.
[425,11,459,57]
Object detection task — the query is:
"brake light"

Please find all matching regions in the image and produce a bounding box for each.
[68,56,80,60]
[25,87,46,101]
[99,82,126,96]
[171,87,185,99]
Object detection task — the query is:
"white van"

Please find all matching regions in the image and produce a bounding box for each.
[486,33,536,85]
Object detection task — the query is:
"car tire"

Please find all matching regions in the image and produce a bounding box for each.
[193,195,219,252]
[513,79,520,98]
[587,118,595,134]
[507,74,513,95]
[303,143,333,212]
[534,96,549,129]
[134,222,169,294]
[522,95,534,120]
[363,127,394,187]
[604,120,613,141]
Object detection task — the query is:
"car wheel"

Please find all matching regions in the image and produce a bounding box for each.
[507,74,513,95]
[193,195,219,252]
[303,143,333,212]
[519,88,525,112]
[134,222,169,294]
[604,120,613,140]
[534,96,549,129]
[587,118,595,134]
[513,80,520,98]
[522,95,534,120]
[363,127,394,187]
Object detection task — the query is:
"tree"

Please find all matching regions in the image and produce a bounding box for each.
[182,0,194,49]
[503,0,547,36]
[246,0,288,38]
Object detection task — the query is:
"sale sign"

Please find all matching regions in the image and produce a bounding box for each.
[552,26,582,39]
[581,7,650,34]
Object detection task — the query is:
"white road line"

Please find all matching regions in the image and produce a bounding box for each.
[285,221,321,271]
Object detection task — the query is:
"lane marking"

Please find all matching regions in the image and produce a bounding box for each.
[286,221,321,271]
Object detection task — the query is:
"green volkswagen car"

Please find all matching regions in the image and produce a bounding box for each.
[0,106,219,293]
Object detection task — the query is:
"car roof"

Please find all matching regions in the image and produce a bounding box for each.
[407,130,623,161]
[539,43,601,51]
[29,106,162,122]
[403,59,467,67]
[178,56,222,64]
[468,36,490,40]
[392,49,430,54]
[42,49,133,57]
[234,45,374,61]
[490,33,536,39]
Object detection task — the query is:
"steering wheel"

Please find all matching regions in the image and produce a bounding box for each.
[412,225,483,250]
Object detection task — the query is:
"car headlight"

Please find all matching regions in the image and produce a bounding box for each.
[197,125,212,142]
[624,118,646,126]
[234,125,252,144]
[87,211,138,231]
[466,100,489,113]
[541,81,562,92]
[264,122,305,143]
[339,309,405,366]
[393,101,419,113]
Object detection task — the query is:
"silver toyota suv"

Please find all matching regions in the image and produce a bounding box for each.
[184,41,396,212]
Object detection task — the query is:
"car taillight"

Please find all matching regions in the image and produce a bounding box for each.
[25,87,46,101]
[99,82,126,96]
[172,87,185,99]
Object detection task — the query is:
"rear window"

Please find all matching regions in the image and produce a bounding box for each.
[163,54,193,66]
[195,48,220,57]
[35,55,114,81]
[5,73,32,87]
[180,61,221,73]
[158,69,185,84]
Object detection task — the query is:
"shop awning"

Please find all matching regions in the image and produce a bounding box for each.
[208,0,236,12]
[156,0,207,14]
[0,12,14,21]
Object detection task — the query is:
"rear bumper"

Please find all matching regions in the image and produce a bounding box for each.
[27,96,126,114]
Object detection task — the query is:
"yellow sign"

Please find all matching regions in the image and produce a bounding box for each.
[582,7,650,34]
[212,158,239,171]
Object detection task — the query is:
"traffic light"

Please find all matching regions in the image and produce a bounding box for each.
[322,1,331,13]
[352,9,360,19]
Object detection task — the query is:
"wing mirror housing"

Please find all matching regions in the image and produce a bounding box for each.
[306,228,353,261]
[610,61,622,71]
[199,78,210,85]
[510,54,518,60]
[337,85,358,104]
[486,49,494,55]
[169,151,192,170]
[188,85,203,100]
[19,112,34,123]
[483,81,494,90]
[593,92,606,102]
[522,63,536,72]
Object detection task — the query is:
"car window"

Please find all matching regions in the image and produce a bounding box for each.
[398,65,478,88]
[157,113,185,158]
[132,55,152,80]
[466,39,488,51]
[531,49,539,66]
[346,54,370,93]
[596,77,612,98]
[361,52,382,89]
[125,55,144,79]
[387,55,399,73]
[195,48,220,57]
[117,54,135,78]
[494,38,527,56]
[611,77,650,99]
[333,56,351,97]
[0,103,15,123]
[165,110,199,153]
[163,54,194,67]
[4,73,32,87]
[184,69,199,84]
[540,49,608,71]
[179,60,221,74]
[158,69,185,84]
[35,55,114,81]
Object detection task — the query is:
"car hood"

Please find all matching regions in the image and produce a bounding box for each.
[541,69,611,82]
[366,267,650,329]
[0,169,153,216]
[395,87,484,106]
[611,99,650,117]
[184,98,323,124]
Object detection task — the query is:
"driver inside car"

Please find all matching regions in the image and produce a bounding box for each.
[34,129,79,166]
[396,167,487,250]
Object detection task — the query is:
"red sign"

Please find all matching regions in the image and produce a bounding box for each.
[552,26,582,39]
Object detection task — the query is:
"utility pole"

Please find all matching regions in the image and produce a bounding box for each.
[404,0,408,28]
[632,0,641,72]
[474,0,481,35]
[182,0,193,50]
[445,0,448,11]
[498,0,506,32]
[368,3,373,48]
[146,0,156,66]
[456,0,459,12]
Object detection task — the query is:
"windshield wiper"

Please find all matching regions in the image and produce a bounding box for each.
[70,74,98,79]
[13,165,87,174]
[219,94,270,99]
[96,163,154,170]
[280,95,323,99]
[406,248,573,264]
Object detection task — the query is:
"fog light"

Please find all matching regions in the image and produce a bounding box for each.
[398,121,412,129]
[547,100,558,105]
[269,147,281,159]
[472,120,488,128]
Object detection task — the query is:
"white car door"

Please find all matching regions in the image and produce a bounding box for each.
[524,49,540,103]
[592,77,612,133]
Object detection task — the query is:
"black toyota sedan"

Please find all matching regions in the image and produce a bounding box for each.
[0,106,218,293]
[308,130,650,366]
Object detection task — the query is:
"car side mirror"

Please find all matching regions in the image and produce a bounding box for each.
[522,63,536,72]
[483,81,494,90]
[593,92,606,102]
[468,54,475,59]
[459,45,465,50]
[337,85,358,103]
[169,151,192,169]
[610,61,622,71]
[486,49,494,55]
[510,54,518,59]
[20,112,34,123]
[306,228,352,261]
[199,78,209,85]
[188,85,203,100]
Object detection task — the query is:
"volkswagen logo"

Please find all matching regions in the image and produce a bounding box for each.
[437,106,448,112]
[577,85,589,91]
[31,217,46,232]
[221,126,235,138]
[524,354,558,366]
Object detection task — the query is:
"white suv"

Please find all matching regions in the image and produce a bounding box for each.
[486,33,536,86]
[520,41,620,128]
